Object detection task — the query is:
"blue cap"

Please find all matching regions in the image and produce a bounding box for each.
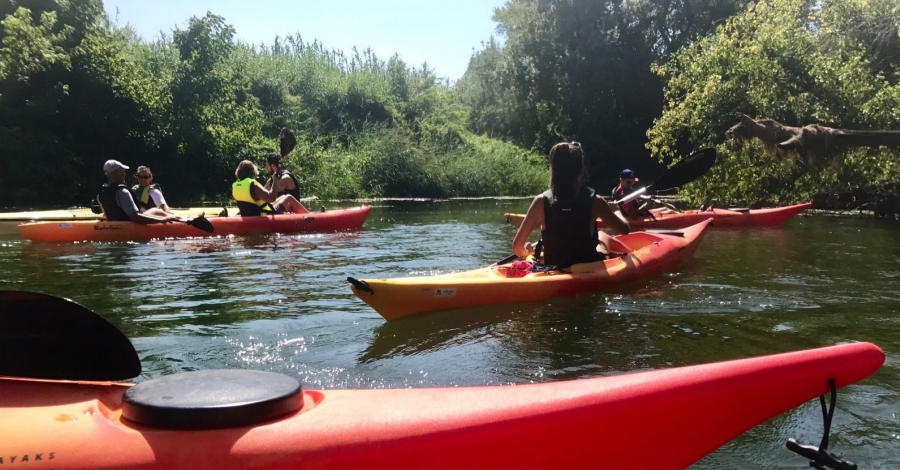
[620,169,637,180]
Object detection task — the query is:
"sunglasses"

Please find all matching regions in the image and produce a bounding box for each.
[570,141,582,148]
[136,175,152,179]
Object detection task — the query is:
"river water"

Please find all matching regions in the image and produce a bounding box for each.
[0,199,897,469]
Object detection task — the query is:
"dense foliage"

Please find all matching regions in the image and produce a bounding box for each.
[3,0,900,208]
[0,0,547,207]
[456,0,752,191]
[647,0,900,205]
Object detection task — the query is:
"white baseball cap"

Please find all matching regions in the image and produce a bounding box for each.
[103,160,129,173]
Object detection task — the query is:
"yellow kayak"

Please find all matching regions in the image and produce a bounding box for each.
[0,207,232,236]
[349,219,712,321]
[0,207,232,221]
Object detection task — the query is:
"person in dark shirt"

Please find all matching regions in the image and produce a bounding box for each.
[512,142,629,268]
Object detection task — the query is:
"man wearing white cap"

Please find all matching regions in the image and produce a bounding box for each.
[97,160,179,224]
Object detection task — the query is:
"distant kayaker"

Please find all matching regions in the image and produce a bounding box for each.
[131,166,173,213]
[513,142,630,268]
[611,169,650,218]
[97,160,179,224]
[263,153,301,199]
[232,160,309,216]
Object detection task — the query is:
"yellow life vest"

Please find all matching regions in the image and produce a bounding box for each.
[232,178,266,206]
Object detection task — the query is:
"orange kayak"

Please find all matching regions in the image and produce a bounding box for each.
[0,341,883,470]
[349,219,711,321]
[505,202,812,231]
[17,206,372,242]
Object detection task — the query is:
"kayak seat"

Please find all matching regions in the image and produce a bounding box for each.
[122,369,303,429]
[606,238,635,254]
[612,232,664,252]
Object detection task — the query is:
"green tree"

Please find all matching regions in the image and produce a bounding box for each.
[456,0,751,191]
[648,0,900,206]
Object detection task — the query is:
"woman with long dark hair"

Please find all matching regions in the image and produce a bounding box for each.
[512,142,630,268]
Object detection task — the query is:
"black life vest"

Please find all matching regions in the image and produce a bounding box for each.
[276,170,300,199]
[131,183,162,210]
[97,183,135,222]
[540,186,604,268]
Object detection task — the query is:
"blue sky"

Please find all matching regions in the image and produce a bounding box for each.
[103,0,508,82]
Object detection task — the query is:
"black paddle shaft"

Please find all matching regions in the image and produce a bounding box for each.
[650,148,717,192]
[0,291,141,381]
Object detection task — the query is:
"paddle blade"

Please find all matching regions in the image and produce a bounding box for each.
[280,128,297,158]
[651,148,717,192]
[90,198,103,214]
[188,216,215,233]
[0,291,141,380]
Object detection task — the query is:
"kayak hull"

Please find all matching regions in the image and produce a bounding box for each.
[0,207,235,236]
[17,206,372,243]
[0,342,884,470]
[350,219,711,321]
[504,202,812,231]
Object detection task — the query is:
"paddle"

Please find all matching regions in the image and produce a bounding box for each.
[178,215,214,233]
[280,128,297,159]
[616,148,717,205]
[491,240,543,266]
[0,291,141,381]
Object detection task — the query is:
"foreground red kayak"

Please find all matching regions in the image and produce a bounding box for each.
[17,206,372,242]
[505,202,812,231]
[0,292,883,469]
[0,342,882,470]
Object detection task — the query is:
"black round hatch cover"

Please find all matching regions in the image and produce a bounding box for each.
[122,370,303,429]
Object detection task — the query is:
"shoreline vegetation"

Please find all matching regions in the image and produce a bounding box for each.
[1,0,898,216]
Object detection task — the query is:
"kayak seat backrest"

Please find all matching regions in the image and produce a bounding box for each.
[122,369,303,429]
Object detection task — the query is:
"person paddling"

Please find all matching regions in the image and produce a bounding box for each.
[611,169,650,218]
[263,153,301,199]
[513,142,630,268]
[97,160,179,224]
[232,160,309,216]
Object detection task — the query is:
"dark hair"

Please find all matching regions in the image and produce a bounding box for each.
[548,142,586,206]
[235,160,259,180]
[265,152,282,167]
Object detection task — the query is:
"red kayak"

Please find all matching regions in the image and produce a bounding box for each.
[505,202,812,230]
[17,206,372,242]
[0,292,883,469]
[0,342,882,469]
